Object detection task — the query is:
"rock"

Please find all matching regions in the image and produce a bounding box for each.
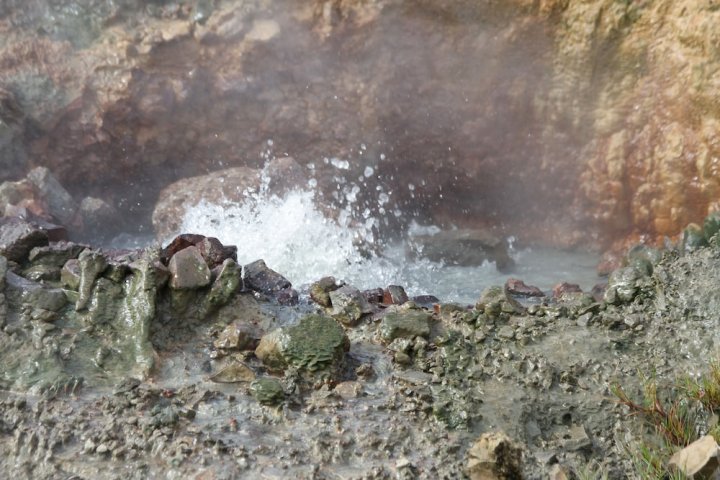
[26,167,78,226]
[309,276,342,308]
[561,424,592,452]
[604,266,644,305]
[213,321,260,351]
[5,271,67,312]
[262,156,308,195]
[243,259,291,296]
[160,234,236,269]
[255,314,349,375]
[334,381,363,399]
[168,246,211,290]
[476,286,525,318]
[407,229,514,272]
[61,259,81,290]
[412,295,440,308]
[76,249,108,311]
[497,326,515,340]
[505,278,544,297]
[379,310,432,343]
[28,241,85,267]
[384,285,409,305]
[209,360,255,383]
[275,287,299,306]
[250,377,285,406]
[669,435,720,479]
[704,211,720,242]
[0,217,49,263]
[466,431,523,480]
[328,285,373,326]
[552,282,582,299]
[363,288,384,304]
[204,258,241,311]
[152,167,261,240]
[549,464,570,480]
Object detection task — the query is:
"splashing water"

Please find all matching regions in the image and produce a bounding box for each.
[179,181,601,304]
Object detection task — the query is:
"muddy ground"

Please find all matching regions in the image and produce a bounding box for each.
[1,218,719,480]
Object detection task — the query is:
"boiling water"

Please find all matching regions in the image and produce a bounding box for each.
[178,174,601,304]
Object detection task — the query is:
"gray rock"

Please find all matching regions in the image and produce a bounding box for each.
[5,271,67,312]
[380,310,432,343]
[604,266,643,305]
[243,259,291,295]
[168,246,211,290]
[386,285,409,304]
[329,285,373,326]
[497,326,515,340]
[61,259,81,290]
[0,217,49,263]
[76,249,108,311]
[561,424,592,452]
[26,167,78,225]
[28,241,85,267]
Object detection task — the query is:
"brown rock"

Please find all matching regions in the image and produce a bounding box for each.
[168,246,211,290]
[505,278,544,297]
[552,282,582,299]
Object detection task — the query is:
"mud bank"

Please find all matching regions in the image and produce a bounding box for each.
[2,210,720,478]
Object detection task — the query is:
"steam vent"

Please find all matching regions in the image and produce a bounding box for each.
[2,1,720,478]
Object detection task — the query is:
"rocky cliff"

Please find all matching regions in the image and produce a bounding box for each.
[0,0,718,249]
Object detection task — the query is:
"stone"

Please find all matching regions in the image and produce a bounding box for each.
[604,266,644,305]
[329,285,373,326]
[561,424,592,452]
[476,286,525,318]
[334,381,363,399]
[497,326,515,340]
[669,435,720,479]
[407,229,514,272]
[412,295,440,308]
[213,321,260,351]
[255,314,349,375]
[704,211,720,242]
[549,464,570,480]
[250,377,285,406]
[168,246,211,290]
[204,258,241,311]
[243,259,291,295]
[61,259,81,290]
[197,237,233,269]
[76,249,108,311]
[26,167,78,226]
[209,360,255,383]
[5,271,67,312]
[466,432,523,480]
[683,223,708,253]
[309,276,342,308]
[505,278,544,298]
[0,217,49,263]
[152,167,261,240]
[28,241,85,267]
[379,310,432,343]
[552,282,582,299]
[385,285,409,305]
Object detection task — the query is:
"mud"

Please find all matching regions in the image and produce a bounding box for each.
[1,221,720,479]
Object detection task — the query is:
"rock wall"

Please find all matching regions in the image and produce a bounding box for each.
[0,0,718,248]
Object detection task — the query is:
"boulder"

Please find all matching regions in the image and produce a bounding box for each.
[5,271,67,313]
[669,435,720,479]
[465,432,523,480]
[26,167,78,226]
[152,167,261,240]
[168,246,211,290]
[384,285,409,305]
[552,282,582,299]
[476,286,525,318]
[255,314,349,375]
